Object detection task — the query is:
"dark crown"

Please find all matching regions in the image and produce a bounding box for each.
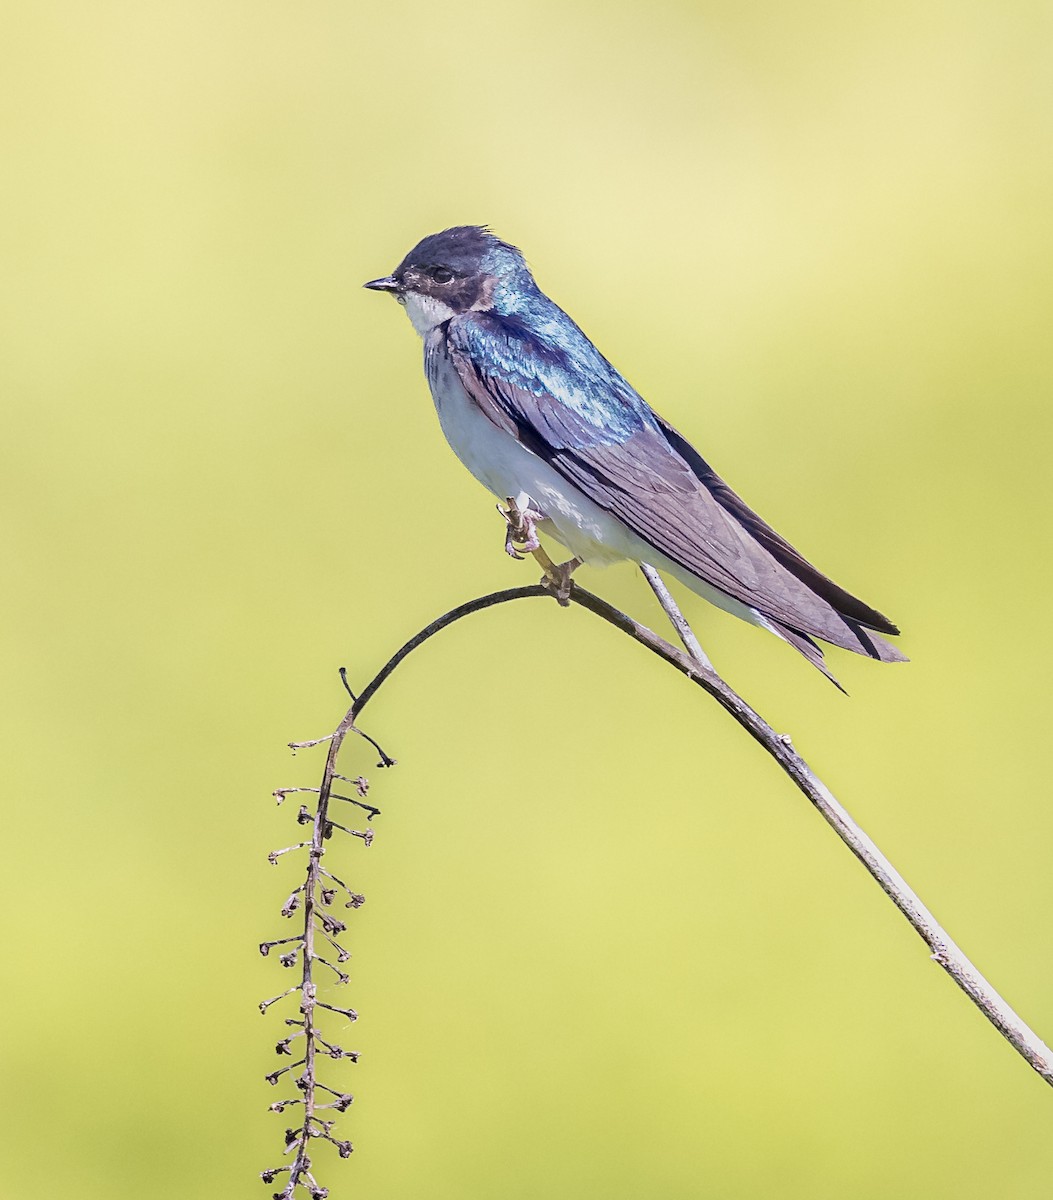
[397,226,518,276]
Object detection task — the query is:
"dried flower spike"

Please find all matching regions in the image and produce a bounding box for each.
[260,668,383,1196]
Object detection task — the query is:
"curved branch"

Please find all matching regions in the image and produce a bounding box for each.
[325,582,1053,1088]
[353,585,547,717]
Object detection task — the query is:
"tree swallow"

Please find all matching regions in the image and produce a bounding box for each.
[365,226,905,683]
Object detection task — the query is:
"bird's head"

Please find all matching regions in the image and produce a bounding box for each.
[364,226,531,335]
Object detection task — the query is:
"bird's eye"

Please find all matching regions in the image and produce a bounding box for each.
[429,266,455,284]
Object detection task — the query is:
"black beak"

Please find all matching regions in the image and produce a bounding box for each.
[363,275,400,293]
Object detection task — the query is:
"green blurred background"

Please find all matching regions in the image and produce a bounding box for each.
[3,2,1052,1196]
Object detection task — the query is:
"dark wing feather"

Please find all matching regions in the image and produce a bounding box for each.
[653,415,900,636]
[441,313,904,662]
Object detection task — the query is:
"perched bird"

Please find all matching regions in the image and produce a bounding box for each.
[365,225,905,684]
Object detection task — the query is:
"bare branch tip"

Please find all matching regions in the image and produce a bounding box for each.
[338,667,357,702]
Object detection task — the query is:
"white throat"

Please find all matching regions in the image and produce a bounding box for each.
[401,291,457,337]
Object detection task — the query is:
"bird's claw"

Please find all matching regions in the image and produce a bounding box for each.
[541,557,581,607]
[499,497,544,559]
[498,498,579,604]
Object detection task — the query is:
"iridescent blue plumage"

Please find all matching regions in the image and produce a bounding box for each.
[463,238,658,447]
[452,312,653,448]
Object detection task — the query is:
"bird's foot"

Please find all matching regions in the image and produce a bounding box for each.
[498,497,578,605]
[541,557,581,607]
[499,496,546,559]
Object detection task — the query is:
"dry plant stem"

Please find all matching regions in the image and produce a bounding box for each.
[339,581,1053,1087]
[285,790,324,1191]
[640,562,714,671]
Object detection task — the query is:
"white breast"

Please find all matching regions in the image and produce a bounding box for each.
[420,332,632,566]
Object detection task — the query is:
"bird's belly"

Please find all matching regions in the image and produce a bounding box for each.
[427,359,632,566]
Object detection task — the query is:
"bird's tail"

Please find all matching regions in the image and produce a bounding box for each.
[768,617,908,692]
